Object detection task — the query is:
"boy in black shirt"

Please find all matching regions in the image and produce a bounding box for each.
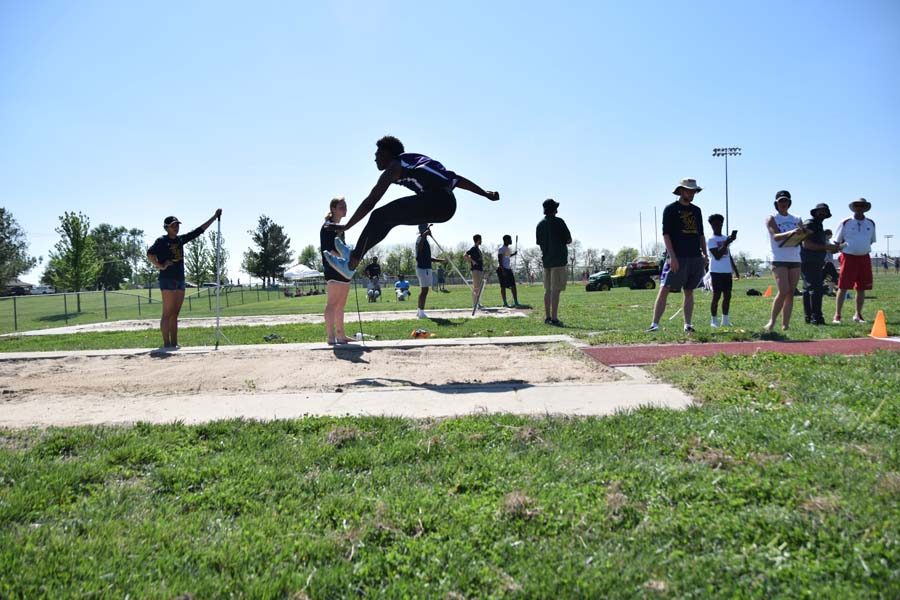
[647,179,707,333]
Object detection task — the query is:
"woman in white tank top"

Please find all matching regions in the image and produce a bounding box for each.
[764,190,807,332]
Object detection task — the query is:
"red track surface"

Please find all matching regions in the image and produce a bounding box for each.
[582,337,900,367]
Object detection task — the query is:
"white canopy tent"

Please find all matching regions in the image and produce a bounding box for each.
[283,264,323,281]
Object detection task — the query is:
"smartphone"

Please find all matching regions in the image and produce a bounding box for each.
[730,230,738,239]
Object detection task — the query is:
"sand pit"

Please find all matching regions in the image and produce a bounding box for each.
[1,343,617,403]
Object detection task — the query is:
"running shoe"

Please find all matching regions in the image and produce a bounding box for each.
[852,315,866,324]
[684,325,696,334]
[832,316,842,325]
[710,316,720,328]
[324,252,355,280]
[334,237,352,261]
[646,323,659,332]
[722,316,732,326]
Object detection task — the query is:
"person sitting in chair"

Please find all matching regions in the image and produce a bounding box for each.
[395,273,411,301]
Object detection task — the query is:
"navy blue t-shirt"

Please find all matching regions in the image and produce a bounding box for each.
[416,234,432,269]
[148,228,204,281]
[465,245,484,271]
[394,153,459,194]
[320,223,350,282]
[662,201,704,258]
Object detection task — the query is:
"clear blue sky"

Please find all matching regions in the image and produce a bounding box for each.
[3,0,899,282]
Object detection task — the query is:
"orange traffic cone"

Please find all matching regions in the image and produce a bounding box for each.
[763,285,773,298]
[870,310,887,338]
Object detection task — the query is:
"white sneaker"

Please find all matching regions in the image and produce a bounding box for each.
[722,316,732,326]
[645,323,659,332]
[710,316,720,328]
[417,309,428,319]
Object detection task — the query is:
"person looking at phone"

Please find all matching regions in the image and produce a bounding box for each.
[706,214,740,327]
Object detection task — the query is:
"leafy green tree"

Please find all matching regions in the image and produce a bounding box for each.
[613,246,639,267]
[124,228,147,286]
[298,244,323,272]
[207,230,229,283]
[184,233,212,286]
[91,224,131,289]
[0,208,37,286]
[242,215,292,286]
[46,212,101,311]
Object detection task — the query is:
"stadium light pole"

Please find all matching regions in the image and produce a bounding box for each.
[712,147,741,233]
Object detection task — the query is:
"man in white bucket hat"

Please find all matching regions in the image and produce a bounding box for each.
[647,178,708,333]
[833,198,876,324]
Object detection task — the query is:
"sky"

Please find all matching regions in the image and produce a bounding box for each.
[2,0,899,283]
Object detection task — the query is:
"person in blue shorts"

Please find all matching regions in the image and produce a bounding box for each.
[324,136,499,278]
[147,209,222,348]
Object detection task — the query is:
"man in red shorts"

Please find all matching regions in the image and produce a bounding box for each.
[833,198,877,324]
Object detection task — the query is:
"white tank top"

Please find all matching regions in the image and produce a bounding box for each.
[769,212,802,263]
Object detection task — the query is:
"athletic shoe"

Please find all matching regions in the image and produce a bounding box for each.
[503,302,510,308]
[333,237,352,261]
[684,325,696,334]
[545,317,553,324]
[646,323,659,332]
[417,309,428,319]
[852,315,866,324]
[832,316,842,325]
[722,316,732,326]
[324,252,355,280]
[550,318,565,327]
[710,316,720,328]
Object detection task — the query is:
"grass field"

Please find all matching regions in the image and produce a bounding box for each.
[2,351,897,597]
[2,273,897,352]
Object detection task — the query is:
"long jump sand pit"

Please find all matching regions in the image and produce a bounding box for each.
[0,339,696,427]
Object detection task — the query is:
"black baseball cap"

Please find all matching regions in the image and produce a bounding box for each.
[542,198,560,210]
[775,190,792,202]
[163,216,182,226]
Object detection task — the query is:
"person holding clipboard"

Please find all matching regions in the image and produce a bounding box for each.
[764,190,807,332]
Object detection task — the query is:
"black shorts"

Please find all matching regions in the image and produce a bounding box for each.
[497,267,515,289]
[710,272,733,294]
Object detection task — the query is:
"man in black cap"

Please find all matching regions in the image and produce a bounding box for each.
[800,203,842,325]
[536,199,572,325]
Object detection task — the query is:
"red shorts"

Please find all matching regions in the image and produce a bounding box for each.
[837,253,872,291]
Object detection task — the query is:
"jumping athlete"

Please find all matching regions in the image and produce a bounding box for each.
[324,136,500,279]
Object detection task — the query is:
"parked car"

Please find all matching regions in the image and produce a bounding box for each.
[1,286,28,296]
[30,285,55,295]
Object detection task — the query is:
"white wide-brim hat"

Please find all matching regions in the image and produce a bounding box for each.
[673,178,703,195]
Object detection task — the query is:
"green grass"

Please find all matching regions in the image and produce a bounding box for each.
[3,274,898,352]
[2,351,898,597]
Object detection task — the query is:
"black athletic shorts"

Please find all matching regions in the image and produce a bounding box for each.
[710,272,733,294]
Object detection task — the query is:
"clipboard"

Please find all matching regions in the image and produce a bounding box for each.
[778,228,809,248]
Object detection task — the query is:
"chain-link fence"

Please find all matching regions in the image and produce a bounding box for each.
[0,285,312,334]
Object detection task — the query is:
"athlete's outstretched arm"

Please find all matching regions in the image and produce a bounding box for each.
[455,176,500,201]
[331,168,398,232]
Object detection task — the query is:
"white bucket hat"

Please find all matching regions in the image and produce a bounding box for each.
[673,178,702,195]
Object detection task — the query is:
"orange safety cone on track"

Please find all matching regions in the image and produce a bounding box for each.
[870,310,888,338]
[763,285,773,298]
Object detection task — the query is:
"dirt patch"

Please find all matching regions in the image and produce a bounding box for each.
[0,343,616,403]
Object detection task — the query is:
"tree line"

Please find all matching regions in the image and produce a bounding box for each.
[2,208,766,296]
